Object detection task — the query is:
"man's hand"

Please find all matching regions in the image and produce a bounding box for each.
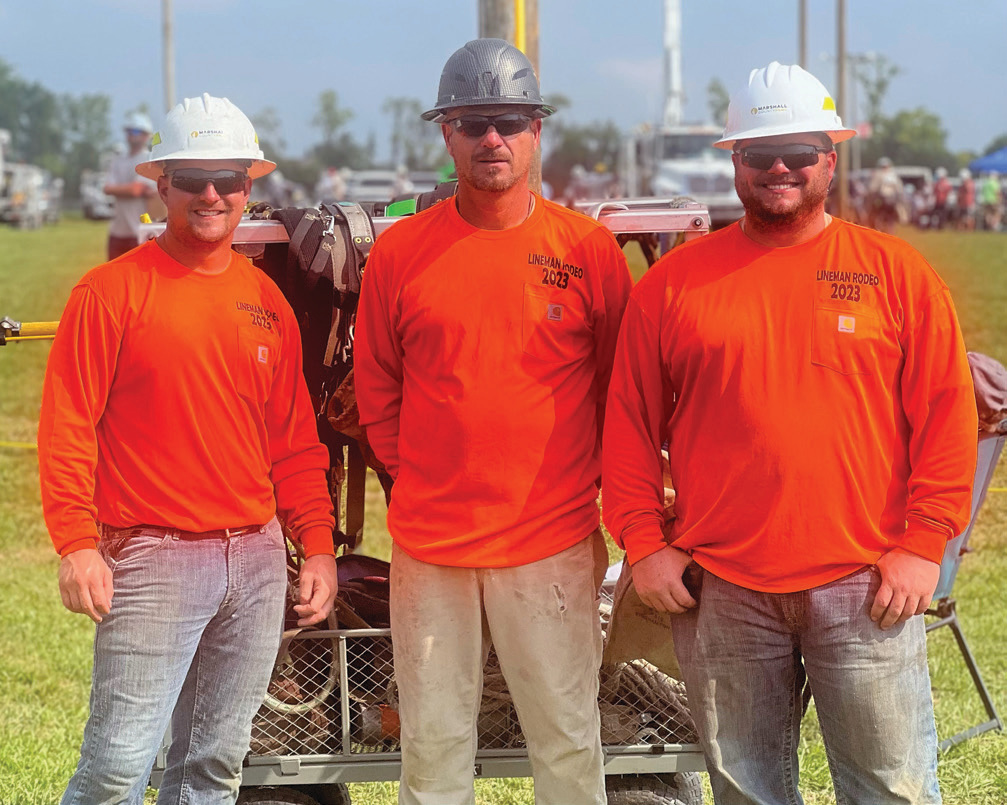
[870,547,940,630]
[58,549,113,623]
[295,554,338,627]
[632,545,696,614]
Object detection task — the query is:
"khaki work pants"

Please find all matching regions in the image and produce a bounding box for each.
[390,532,608,805]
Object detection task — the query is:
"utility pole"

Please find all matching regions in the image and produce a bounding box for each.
[162,0,176,112]
[797,0,807,68]
[835,0,849,221]
[477,0,542,192]
[662,0,683,128]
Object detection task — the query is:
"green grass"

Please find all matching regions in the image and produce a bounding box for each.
[1,221,1006,804]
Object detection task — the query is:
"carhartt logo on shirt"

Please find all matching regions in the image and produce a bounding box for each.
[838,315,856,333]
[257,346,269,363]
[547,304,563,322]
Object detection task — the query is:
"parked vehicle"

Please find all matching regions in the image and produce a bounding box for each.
[344,170,398,204]
[80,169,114,219]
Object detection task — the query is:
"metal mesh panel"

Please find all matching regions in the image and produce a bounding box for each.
[248,629,697,758]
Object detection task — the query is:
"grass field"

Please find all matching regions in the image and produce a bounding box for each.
[1,217,1005,804]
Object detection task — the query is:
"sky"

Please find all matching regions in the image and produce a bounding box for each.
[0,0,1003,163]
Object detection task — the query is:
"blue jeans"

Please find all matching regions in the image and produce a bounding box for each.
[670,567,941,805]
[61,520,288,805]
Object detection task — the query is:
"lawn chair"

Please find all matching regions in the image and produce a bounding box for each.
[926,428,1006,751]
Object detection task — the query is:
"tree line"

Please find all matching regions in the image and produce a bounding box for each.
[1,54,1001,201]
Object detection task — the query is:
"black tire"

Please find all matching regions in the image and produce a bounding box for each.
[237,786,321,805]
[605,773,702,805]
[291,784,351,805]
[656,772,704,805]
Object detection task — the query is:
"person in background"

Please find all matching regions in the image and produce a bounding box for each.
[315,165,347,205]
[603,61,977,805]
[40,93,337,805]
[980,170,1002,231]
[958,168,976,231]
[103,111,158,259]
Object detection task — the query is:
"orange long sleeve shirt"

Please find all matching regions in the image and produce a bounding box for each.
[38,240,335,558]
[354,195,632,567]
[603,218,977,593]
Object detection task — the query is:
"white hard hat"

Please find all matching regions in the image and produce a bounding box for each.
[960,168,971,180]
[715,61,856,150]
[936,166,948,178]
[136,93,275,180]
[124,111,154,134]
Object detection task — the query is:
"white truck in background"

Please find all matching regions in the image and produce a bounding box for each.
[0,128,57,229]
[620,123,744,230]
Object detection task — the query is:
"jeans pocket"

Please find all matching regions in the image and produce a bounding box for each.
[99,530,173,569]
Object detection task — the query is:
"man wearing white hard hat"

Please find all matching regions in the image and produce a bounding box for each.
[603,62,976,803]
[103,110,158,260]
[39,93,337,804]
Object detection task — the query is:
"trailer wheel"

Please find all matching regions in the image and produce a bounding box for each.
[291,783,352,805]
[237,786,321,805]
[605,772,703,805]
[656,772,703,805]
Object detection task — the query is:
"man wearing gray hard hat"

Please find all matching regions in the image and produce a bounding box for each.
[39,93,337,804]
[356,38,632,805]
[603,62,976,804]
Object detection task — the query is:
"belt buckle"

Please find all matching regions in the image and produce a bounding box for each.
[223,527,241,539]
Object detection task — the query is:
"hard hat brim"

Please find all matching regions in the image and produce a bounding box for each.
[715,126,857,151]
[421,101,556,123]
[135,155,276,180]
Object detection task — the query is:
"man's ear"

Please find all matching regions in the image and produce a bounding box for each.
[157,174,170,203]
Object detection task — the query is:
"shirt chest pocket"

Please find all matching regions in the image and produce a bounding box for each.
[235,323,280,401]
[521,283,592,364]
[811,305,889,376]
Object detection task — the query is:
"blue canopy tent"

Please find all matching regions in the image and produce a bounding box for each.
[969,147,1007,173]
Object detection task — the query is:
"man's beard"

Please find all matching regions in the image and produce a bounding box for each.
[457,150,522,192]
[737,170,831,232]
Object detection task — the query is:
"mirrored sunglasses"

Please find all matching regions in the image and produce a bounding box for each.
[166,169,249,195]
[736,144,831,171]
[125,128,148,137]
[448,113,533,138]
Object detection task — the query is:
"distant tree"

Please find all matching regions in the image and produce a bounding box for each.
[982,134,1007,156]
[954,150,979,171]
[311,90,354,146]
[853,54,900,128]
[61,93,113,196]
[864,107,952,169]
[382,96,413,168]
[707,78,730,126]
[310,90,370,170]
[0,58,115,197]
[542,118,622,197]
[312,134,372,171]
[251,106,286,157]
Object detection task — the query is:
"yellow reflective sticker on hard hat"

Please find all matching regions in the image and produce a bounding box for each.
[151,132,161,146]
[838,315,855,333]
[254,134,259,144]
[822,96,837,111]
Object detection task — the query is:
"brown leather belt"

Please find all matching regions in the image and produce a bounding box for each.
[99,523,265,541]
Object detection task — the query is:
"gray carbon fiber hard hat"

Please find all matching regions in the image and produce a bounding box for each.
[421,38,556,121]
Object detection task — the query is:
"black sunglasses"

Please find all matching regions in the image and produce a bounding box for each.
[447,113,534,138]
[166,169,249,195]
[735,144,832,171]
